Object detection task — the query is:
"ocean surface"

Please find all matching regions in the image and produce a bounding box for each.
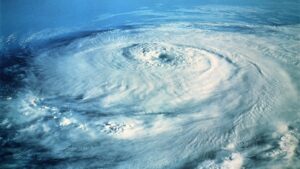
[1,0,300,168]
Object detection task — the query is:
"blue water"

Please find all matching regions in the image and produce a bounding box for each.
[1,0,299,37]
[1,1,300,169]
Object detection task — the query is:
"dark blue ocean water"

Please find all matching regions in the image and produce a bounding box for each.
[1,0,299,37]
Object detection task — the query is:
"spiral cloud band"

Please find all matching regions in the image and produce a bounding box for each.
[1,5,300,169]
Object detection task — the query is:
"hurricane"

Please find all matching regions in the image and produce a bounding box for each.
[1,1,300,169]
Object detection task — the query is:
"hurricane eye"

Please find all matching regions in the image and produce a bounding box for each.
[158,53,173,63]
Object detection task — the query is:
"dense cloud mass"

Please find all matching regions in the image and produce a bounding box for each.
[1,4,300,169]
